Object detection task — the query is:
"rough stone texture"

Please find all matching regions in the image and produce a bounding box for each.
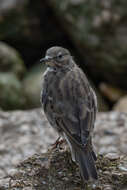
[47,0,127,89]
[1,144,127,190]
[0,109,58,181]
[94,112,127,155]
[0,109,127,188]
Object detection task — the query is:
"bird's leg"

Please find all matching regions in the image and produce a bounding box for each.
[51,136,61,148]
[51,136,65,149]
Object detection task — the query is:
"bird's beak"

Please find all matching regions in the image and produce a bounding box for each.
[40,55,52,64]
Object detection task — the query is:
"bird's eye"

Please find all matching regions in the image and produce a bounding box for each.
[57,52,63,59]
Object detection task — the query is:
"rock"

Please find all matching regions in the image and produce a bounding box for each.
[119,162,127,172]
[0,109,127,188]
[0,72,26,110]
[0,41,26,78]
[23,64,46,108]
[94,112,127,155]
[104,153,120,161]
[0,109,58,181]
[1,145,127,189]
[113,95,127,113]
[99,83,127,103]
[47,0,127,89]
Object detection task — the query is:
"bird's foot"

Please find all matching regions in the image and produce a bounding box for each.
[51,137,65,149]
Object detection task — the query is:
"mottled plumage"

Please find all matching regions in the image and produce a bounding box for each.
[40,46,98,181]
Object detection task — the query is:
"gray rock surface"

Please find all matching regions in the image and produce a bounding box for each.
[5,146,127,190]
[94,112,127,155]
[0,109,127,188]
[0,109,58,180]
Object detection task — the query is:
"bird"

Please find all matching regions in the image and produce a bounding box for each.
[40,46,98,181]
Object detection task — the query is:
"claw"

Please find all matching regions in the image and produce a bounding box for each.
[51,137,65,149]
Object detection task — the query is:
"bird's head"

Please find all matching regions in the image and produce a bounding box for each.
[40,46,73,69]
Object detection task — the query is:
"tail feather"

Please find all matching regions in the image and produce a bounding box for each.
[74,147,98,181]
[76,150,89,180]
[64,134,97,181]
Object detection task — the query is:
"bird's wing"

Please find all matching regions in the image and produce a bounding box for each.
[53,67,97,147]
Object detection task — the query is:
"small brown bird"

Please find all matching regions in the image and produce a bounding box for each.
[40,46,98,181]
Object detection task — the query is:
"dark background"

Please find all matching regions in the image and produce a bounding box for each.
[0,0,127,112]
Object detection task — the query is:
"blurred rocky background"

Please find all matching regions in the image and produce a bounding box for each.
[0,0,127,188]
[0,0,127,112]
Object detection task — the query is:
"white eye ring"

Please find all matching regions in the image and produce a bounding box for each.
[57,52,63,59]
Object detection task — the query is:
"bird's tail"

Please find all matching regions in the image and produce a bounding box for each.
[73,145,98,181]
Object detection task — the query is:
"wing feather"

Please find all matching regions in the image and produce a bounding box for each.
[52,67,97,147]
